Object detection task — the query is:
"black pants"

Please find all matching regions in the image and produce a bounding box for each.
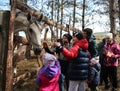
[102,66,118,88]
[100,65,105,84]
[60,60,69,91]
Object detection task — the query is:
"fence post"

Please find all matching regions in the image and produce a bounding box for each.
[0,11,10,91]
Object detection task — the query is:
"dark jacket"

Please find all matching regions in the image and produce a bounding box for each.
[58,43,72,76]
[59,38,89,80]
[67,48,90,80]
[97,38,106,66]
[88,62,101,85]
[87,35,98,58]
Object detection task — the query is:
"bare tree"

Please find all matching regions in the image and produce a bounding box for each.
[109,0,116,38]
[118,0,120,28]
[82,0,86,31]
[73,0,76,34]
[51,0,54,41]
[60,0,64,38]
[56,0,60,39]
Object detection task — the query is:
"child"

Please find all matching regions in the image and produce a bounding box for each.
[36,52,61,91]
[87,56,101,91]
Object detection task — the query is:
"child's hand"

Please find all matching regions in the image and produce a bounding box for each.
[43,41,48,48]
[106,51,114,57]
[54,42,61,47]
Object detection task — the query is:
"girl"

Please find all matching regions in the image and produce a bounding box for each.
[36,53,61,91]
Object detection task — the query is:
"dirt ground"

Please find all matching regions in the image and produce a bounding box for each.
[1,58,120,91]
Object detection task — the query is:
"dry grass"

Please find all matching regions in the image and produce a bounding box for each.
[12,58,120,91]
[0,58,120,91]
[13,58,40,91]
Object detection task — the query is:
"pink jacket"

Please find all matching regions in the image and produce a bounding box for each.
[39,71,60,91]
[36,61,60,91]
[103,40,120,66]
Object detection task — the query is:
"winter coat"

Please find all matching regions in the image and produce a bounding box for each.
[103,40,120,67]
[97,38,106,66]
[87,35,98,58]
[88,62,101,86]
[61,38,90,80]
[58,43,72,76]
[67,48,90,80]
[61,39,89,59]
[36,61,60,91]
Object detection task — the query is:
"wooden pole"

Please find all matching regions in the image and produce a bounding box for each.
[0,11,10,91]
[5,0,16,91]
[16,1,80,32]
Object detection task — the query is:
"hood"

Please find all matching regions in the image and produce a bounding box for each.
[90,56,99,65]
[88,34,96,42]
[75,38,88,50]
[42,53,57,66]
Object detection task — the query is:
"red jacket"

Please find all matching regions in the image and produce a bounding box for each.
[61,39,89,59]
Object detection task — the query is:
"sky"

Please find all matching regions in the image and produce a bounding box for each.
[0,0,10,10]
[0,0,111,38]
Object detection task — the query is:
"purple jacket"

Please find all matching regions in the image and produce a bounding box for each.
[103,40,120,66]
[36,61,60,85]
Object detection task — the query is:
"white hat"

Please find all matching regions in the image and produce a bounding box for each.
[90,56,99,65]
[42,53,57,66]
[105,33,113,39]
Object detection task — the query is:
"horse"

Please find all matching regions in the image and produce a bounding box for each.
[13,11,43,75]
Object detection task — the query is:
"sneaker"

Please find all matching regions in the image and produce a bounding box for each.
[104,85,110,90]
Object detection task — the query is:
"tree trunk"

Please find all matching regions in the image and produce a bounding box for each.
[5,0,16,91]
[109,0,116,38]
[60,0,64,38]
[73,0,76,34]
[118,0,120,28]
[82,0,86,31]
[56,0,60,39]
[15,1,80,32]
[51,0,54,41]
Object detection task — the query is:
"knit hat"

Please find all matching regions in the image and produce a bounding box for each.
[73,31,83,40]
[105,33,113,39]
[42,53,57,66]
[83,28,93,36]
[63,33,72,43]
